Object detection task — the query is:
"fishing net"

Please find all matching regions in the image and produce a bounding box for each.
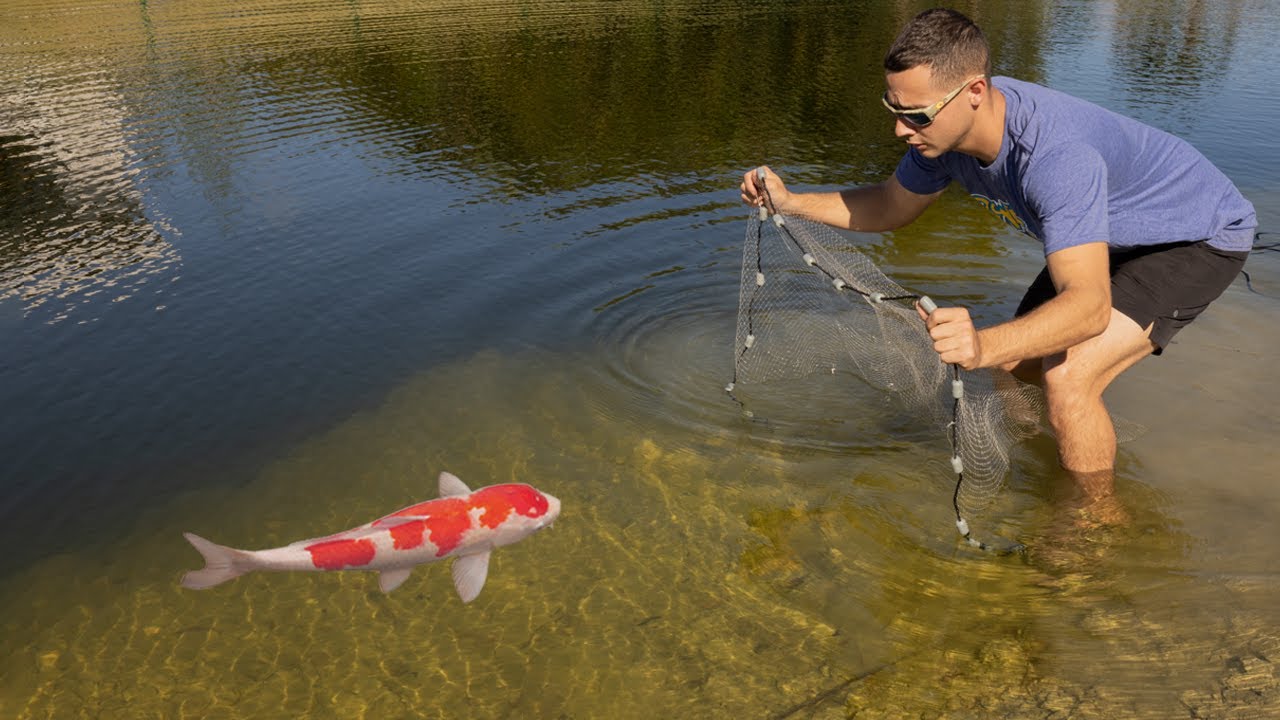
[726,189,1045,551]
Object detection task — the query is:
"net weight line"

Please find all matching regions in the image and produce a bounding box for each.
[728,168,1027,554]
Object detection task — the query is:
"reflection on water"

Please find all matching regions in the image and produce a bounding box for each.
[0,103,180,320]
[2,0,1279,717]
[1109,0,1245,104]
[1043,0,1277,183]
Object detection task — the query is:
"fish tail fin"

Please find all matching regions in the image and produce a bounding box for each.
[181,532,252,589]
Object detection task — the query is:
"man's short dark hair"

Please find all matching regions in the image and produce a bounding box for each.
[884,8,990,85]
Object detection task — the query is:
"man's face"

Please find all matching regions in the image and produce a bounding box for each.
[883,65,977,158]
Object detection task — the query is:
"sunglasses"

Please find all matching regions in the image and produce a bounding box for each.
[881,76,984,127]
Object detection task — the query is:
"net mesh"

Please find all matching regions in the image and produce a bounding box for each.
[729,211,1045,545]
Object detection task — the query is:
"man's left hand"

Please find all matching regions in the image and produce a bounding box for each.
[916,302,982,370]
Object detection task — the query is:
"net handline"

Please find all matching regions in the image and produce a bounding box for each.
[728,168,1039,553]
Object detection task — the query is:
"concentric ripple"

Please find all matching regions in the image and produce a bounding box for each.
[580,217,940,462]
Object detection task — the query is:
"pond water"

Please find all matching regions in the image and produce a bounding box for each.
[2,1,1278,717]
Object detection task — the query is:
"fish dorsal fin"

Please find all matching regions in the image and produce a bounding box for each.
[438,471,471,498]
[378,568,413,593]
[451,551,491,603]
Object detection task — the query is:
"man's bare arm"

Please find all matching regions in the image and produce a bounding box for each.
[741,168,942,232]
[979,242,1112,366]
[924,242,1113,370]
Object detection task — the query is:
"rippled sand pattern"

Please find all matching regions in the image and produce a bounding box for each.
[1,343,1277,719]
[4,0,1279,717]
[0,351,884,718]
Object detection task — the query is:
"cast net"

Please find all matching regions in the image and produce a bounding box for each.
[726,182,1044,551]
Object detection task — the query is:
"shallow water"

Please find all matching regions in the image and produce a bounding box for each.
[3,1,1279,718]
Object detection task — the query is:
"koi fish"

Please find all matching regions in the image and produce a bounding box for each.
[180,471,561,602]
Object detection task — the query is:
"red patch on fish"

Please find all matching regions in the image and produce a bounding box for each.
[422,510,472,556]
[306,537,376,570]
[377,498,472,557]
[471,485,550,528]
[371,485,550,558]
[388,520,427,550]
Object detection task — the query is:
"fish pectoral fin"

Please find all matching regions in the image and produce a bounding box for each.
[378,568,413,593]
[450,551,491,603]
[438,471,472,498]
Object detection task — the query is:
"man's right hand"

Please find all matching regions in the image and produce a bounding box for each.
[740,166,790,215]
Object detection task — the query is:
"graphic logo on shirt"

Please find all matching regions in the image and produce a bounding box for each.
[971,194,1033,237]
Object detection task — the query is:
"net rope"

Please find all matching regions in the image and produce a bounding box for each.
[727,182,1044,551]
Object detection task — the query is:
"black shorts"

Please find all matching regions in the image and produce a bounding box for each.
[1014,240,1248,355]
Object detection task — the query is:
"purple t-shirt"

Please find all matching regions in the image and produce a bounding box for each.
[895,76,1256,255]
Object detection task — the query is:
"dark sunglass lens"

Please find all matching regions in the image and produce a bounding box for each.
[904,112,932,126]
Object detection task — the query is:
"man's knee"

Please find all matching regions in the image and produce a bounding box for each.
[1041,357,1098,419]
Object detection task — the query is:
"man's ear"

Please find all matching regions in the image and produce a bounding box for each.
[968,77,987,108]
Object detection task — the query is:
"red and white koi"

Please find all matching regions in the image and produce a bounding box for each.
[181,472,561,602]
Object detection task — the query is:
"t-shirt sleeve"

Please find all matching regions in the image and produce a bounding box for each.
[894,147,952,194]
[1024,144,1109,255]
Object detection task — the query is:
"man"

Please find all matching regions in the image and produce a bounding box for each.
[740,8,1255,503]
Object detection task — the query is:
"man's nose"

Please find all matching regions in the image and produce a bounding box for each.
[894,117,916,138]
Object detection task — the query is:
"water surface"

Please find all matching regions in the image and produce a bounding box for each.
[2,0,1279,717]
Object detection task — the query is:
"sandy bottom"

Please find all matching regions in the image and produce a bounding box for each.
[3,230,1278,720]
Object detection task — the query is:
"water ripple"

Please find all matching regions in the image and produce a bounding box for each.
[0,78,181,321]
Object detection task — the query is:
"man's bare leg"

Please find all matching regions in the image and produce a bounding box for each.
[1040,309,1156,476]
[1001,309,1156,523]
